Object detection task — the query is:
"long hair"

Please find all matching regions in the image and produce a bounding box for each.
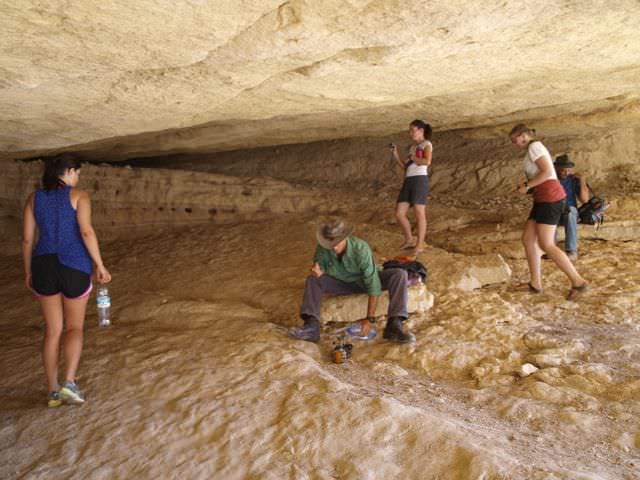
[42,154,82,191]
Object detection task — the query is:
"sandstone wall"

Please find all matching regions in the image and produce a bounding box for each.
[0,161,323,254]
[132,125,640,197]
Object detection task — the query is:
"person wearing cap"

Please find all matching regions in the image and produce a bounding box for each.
[554,154,589,262]
[289,218,415,343]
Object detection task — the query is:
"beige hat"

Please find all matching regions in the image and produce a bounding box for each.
[316,218,353,249]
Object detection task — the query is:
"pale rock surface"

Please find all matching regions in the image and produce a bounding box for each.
[426,250,512,292]
[1,2,640,159]
[320,282,434,324]
[518,363,540,378]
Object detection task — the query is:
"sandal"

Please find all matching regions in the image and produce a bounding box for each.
[567,282,588,301]
[513,282,543,294]
[400,237,417,250]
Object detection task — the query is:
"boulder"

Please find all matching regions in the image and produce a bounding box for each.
[428,252,512,292]
[320,283,434,324]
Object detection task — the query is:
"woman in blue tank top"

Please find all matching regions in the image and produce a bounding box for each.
[22,154,112,407]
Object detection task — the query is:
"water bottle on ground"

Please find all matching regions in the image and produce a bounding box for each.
[96,286,111,327]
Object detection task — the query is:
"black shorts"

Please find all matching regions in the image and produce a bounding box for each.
[31,254,92,299]
[397,175,429,206]
[528,200,566,226]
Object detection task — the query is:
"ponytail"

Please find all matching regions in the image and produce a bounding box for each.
[41,153,82,191]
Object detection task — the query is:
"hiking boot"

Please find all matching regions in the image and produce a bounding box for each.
[383,317,416,344]
[289,317,320,343]
[47,391,61,408]
[566,251,578,262]
[60,380,86,405]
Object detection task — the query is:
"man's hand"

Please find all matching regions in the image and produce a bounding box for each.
[358,318,373,337]
[310,262,324,278]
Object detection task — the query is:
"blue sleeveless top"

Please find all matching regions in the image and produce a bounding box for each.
[33,186,93,275]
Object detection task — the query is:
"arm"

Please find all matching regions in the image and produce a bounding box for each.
[356,244,381,326]
[390,145,407,169]
[411,144,432,166]
[76,190,111,284]
[517,155,554,194]
[312,245,330,273]
[576,175,589,204]
[22,194,36,290]
[366,295,378,318]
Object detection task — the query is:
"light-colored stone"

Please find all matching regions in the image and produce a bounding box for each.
[518,363,539,378]
[1,2,639,159]
[320,282,434,324]
[428,251,512,292]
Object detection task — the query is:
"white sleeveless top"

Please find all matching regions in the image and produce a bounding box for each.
[405,140,432,177]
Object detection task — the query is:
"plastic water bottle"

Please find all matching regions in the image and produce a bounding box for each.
[96,286,111,327]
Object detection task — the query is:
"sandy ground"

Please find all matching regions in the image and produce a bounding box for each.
[1,187,639,479]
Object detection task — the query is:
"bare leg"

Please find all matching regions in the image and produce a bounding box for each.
[413,204,427,252]
[39,294,64,392]
[521,220,543,290]
[62,295,89,382]
[536,223,586,287]
[395,202,415,247]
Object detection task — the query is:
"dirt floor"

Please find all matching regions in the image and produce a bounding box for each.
[1,181,639,479]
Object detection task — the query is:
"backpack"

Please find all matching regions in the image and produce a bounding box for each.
[382,258,428,284]
[577,183,609,230]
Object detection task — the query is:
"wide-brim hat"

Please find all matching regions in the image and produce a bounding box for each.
[554,154,575,168]
[316,218,353,249]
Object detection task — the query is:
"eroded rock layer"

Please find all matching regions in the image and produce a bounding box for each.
[1,1,639,159]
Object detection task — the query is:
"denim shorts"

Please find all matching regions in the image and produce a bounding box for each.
[397,175,429,206]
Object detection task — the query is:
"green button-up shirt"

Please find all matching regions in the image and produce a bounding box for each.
[313,236,382,296]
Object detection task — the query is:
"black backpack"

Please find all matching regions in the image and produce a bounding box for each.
[382,259,428,283]
[578,184,609,230]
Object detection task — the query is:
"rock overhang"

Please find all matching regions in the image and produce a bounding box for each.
[1,1,639,161]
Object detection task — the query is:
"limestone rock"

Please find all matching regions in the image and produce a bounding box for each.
[518,363,539,378]
[320,283,434,324]
[428,251,512,292]
[1,2,639,159]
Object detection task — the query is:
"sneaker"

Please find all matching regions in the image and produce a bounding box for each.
[383,317,416,344]
[289,318,320,343]
[60,381,86,405]
[47,391,61,408]
[566,251,578,262]
[345,323,377,341]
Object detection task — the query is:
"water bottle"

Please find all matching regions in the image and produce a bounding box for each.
[96,286,111,327]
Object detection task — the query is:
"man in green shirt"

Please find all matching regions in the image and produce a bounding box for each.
[289,218,415,343]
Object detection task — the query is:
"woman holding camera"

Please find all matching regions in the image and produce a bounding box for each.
[22,154,112,407]
[509,124,588,299]
[390,119,432,255]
